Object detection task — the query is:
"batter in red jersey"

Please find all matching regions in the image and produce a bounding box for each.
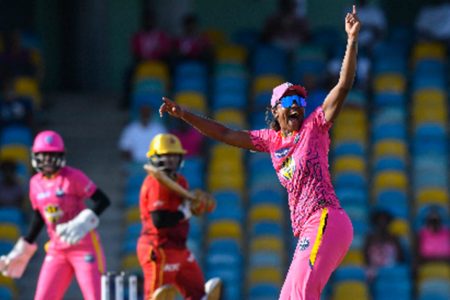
[137,133,221,300]
[0,130,111,300]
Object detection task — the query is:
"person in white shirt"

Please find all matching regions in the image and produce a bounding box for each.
[119,104,167,163]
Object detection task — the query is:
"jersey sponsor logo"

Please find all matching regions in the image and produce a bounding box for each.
[44,204,64,223]
[275,147,290,158]
[154,200,164,208]
[55,188,65,197]
[37,191,52,200]
[84,254,95,263]
[298,237,310,251]
[187,252,196,262]
[280,156,296,180]
[163,263,180,272]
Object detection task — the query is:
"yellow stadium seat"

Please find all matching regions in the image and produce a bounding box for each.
[341,249,364,266]
[125,206,140,223]
[413,89,447,108]
[209,162,244,176]
[208,173,245,192]
[333,281,369,300]
[416,188,449,206]
[0,145,30,167]
[204,29,228,49]
[373,140,407,160]
[0,223,21,241]
[248,267,283,286]
[121,254,140,271]
[133,60,169,83]
[210,144,244,161]
[252,75,285,95]
[207,220,242,241]
[389,218,410,238]
[335,108,367,126]
[373,74,406,93]
[412,42,446,63]
[332,126,367,144]
[249,204,283,224]
[418,262,450,283]
[412,107,447,125]
[250,236,284,254]
[216,44,247,64]
[333,156,366,175]
[13,76,42,108]
[174,91,207,114]
[214,108,247,129]
[373,171,408,192]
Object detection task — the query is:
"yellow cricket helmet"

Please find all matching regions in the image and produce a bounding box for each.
[147,133,187,157]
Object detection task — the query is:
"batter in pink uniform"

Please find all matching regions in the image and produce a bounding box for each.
[159,7,361,299]
[0,130,111,300]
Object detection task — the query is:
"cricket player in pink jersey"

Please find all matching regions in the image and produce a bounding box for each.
[159,6,360,299]
[0,130,111,300]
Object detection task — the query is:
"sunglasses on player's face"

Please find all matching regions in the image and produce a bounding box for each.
[277,95,307,108]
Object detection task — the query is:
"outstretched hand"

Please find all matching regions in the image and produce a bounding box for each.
[159,97,183,118]
[345,5,361,40]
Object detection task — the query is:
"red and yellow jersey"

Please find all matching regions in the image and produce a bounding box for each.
[139,174,189,248]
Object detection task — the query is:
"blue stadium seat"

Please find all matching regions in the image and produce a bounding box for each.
[249,251,282,269]
[0,125,33,147]
[374,157,406,172]
[248,283,279,300]
[0,286,13,300]
[374,92,405,107]
[336,187,368,206]
[175,61,207,79]
[333,265,367,283]
[372,123,406,142]
[375,189,409,219]
[333,142,365,157]
[252,45,288,77]
[251,221,283,237]
[212,92,247,110]
[0,208,25,226]
[334,172,367,189]
[418,279,450,300]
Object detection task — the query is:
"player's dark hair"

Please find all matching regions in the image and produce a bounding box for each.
[265,106,280,131]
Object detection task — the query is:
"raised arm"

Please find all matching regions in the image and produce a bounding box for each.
[159,97,257,151]
[322,5,360,122]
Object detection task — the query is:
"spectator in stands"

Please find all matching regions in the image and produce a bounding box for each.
[363,210,405,282]
[121,8,173,109]
[118,104,167,163]
[160,6,360,299]
[0,77,34,129]
[0,30,36,83]
[415,0,450,44]
[0,160,24,208]
[356,0,387,53]
[417,206,450,262]
[174,13,212,63]
[131,9,173,62]
[170,118,205,157]
[261,0,310,52]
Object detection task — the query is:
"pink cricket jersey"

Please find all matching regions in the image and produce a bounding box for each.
[29,166,97,250]
[249,107,340,236]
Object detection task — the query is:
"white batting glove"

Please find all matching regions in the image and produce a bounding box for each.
[178,200,192,220]
[56,209,99,245]
[1,238,37,278]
